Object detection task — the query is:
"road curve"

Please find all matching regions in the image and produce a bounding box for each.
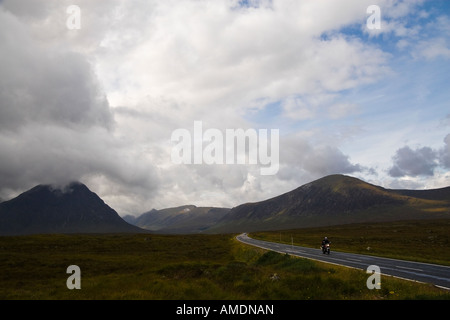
[236,233,450,290]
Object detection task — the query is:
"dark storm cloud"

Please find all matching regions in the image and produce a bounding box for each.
[276,135,368,183]
[0,7,110,188]
[440,134,450,168]
[388,133,450,178]
[301,145,365,177]
[388,146,438,177]
[0,9,113,131]
[0,7,158,205]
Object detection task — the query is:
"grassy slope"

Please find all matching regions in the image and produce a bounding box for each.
[0,226,449,300]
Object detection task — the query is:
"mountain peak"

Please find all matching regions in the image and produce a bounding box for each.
[0,182,147,235]
[306,174,368,187]
[209,174,450,233]
[24,181,88,196]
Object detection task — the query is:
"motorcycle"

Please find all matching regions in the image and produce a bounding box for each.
[321,243,330,255]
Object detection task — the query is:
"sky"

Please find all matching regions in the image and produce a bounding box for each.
[0,0,449,216]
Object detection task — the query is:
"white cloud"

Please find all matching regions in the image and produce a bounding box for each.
[0,0,448,215]
[414,37,450,60]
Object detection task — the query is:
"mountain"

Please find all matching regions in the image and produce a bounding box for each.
[0,182,147,235]
[1,175,448,235]
[207,175,450,233]
[124,205,230,234]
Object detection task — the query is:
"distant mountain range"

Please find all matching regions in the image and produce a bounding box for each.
[0,175,449,235]
[123,205,230,234]
[0,182,147,235]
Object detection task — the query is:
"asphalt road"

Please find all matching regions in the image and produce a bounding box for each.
[236,233,450,290]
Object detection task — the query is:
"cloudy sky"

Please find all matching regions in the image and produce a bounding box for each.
[1,0,449,216]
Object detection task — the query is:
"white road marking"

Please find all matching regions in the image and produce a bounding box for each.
[395,265,423,272]
[346,258,363,262]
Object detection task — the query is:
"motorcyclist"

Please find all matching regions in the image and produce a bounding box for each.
[321,237,330,253]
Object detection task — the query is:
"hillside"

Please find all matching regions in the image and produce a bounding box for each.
[124,205,230,234]
[0,182,147,235]
[207,175,450,233]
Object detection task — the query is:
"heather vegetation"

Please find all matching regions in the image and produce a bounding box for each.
[0,223,448,300]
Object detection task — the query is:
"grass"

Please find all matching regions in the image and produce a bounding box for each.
[251,219,450,266]
[0,226,449,300]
